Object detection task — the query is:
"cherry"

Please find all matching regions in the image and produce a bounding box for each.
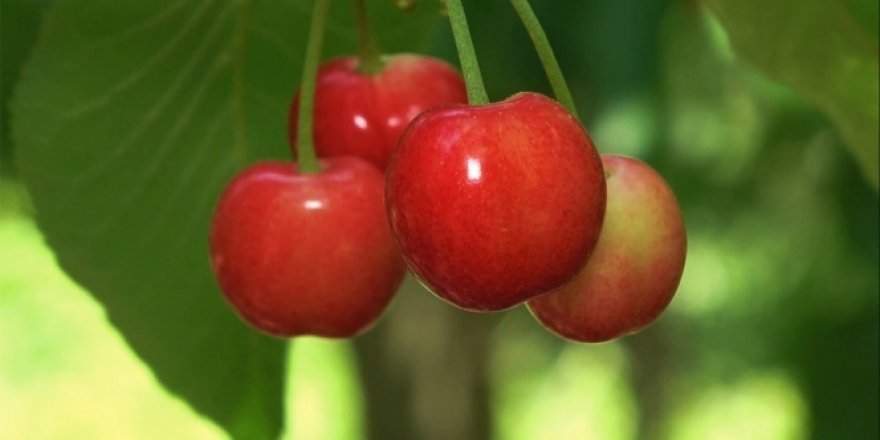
[288,55,467,170]
[209,158,405,338]
[385,92,606,312]
[528,154,687,343]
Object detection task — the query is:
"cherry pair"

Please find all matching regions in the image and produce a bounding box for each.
[387,93,687,343]
[209,54,467,338]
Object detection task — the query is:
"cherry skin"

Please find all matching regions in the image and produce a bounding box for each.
[385,92,607,312]
[289,54,467,170]
[209,157,405,338]
[528,154,687,343]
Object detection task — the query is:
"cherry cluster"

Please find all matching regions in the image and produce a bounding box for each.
[209,0,686,343]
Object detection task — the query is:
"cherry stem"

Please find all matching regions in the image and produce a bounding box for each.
[354,0,383,74]
[444,0,489,105]
[509,0,579,119]
[296,0,332,174]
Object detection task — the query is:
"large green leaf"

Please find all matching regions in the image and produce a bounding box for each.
[705,0,880,189]
[1,0,46,176]
[11,0,441,438]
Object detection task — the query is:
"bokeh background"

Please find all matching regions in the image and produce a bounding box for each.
[1,0,878,439]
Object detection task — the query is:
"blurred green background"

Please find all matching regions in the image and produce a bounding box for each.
[1,0,878,439]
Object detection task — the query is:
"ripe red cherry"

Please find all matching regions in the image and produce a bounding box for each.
[209,158,405,338]
[289,54,467,170]
[385,92,606,312]
[528,155,687,343]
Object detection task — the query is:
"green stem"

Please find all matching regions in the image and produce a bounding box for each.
[510,0,579,119]
[354,0,383,74]
[296,0,332,174]
[444,0,489,105]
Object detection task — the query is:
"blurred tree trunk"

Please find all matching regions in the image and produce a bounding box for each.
[627,324,677,440]
[354,276,498,440]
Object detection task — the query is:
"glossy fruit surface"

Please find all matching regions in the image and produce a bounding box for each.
[210,158,405,338]
[386,92,606,312]
[528,154,687,342]
[289,54,467,170]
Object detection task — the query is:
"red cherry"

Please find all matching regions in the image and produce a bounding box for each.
[528,155,687,343]
[209,158,405,338]
[289,54,467,170]
[385,92,606,312]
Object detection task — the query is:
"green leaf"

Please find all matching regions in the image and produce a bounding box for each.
[705,0,880,189]
[1,0,46,177]
[10,0,441,438]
